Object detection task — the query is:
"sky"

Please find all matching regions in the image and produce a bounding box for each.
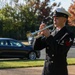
[41,0,73,10]
[0,0,73,10]
[51,0,72,10]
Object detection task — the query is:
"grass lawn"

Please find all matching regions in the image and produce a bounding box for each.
[0,58,75,69]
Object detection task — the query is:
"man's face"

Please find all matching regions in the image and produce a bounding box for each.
[53,16,66,27]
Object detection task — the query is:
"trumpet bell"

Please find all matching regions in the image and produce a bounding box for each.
[26,24,53,37]
[26,31,32,37]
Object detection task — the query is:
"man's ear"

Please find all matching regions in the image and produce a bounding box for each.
[64,18,67,23]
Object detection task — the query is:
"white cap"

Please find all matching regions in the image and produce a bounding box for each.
[56,7,71,16]
[53,7,71,18]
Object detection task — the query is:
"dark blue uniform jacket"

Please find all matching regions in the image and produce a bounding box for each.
[32,26,74,75]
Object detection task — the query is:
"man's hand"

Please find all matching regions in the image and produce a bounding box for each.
[39,23,51,38]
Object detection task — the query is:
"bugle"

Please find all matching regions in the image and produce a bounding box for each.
[27,24,53,37]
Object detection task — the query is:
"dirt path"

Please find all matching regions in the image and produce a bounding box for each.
[0,65,75,75]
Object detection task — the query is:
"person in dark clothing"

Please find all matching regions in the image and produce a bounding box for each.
[32,7,74,75]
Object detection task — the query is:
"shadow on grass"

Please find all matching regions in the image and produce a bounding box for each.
[0,58,44,62]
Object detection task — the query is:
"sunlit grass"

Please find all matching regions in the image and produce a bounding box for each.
[0,59,44,69]
[22,41,29,45]
[67,58,75,65]
[0,58,75,69]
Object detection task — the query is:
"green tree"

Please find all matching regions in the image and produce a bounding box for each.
[0,0,60,40]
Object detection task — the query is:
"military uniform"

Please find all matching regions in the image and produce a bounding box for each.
[33,26,74,75]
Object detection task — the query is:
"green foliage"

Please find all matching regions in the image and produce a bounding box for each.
[0,0,59,40]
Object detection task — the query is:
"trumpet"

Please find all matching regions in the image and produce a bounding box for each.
[27,24,53,37]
